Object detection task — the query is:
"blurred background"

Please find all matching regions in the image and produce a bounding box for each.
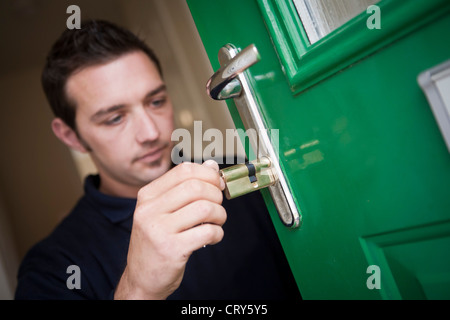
[0,0,238,299]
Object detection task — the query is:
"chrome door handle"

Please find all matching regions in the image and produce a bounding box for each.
[207,44,301,229]
[206,44,260,100]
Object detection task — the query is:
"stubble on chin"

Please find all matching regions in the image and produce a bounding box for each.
[141,150,173,181]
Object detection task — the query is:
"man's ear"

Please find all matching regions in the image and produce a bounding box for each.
[51,118,89,153]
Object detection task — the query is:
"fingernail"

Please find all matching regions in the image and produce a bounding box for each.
[203,159,219,172]
[219,176,225,190]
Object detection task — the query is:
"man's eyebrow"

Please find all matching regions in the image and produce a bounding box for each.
[90,84,167,122]
[90,104,125,122]
[144,84,167,99]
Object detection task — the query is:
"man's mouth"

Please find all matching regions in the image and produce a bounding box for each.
[134,144,168,163]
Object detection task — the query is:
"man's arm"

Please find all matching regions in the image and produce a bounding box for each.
[114,160,226,300]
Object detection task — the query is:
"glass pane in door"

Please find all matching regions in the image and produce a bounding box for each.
[293,0,378,44]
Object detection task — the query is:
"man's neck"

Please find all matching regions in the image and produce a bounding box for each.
[98,174,140,199]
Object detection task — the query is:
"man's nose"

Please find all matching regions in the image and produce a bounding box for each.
[135,108,160,143]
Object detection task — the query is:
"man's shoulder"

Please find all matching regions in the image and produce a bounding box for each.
[14,196,116,300]
[18,191,121,267]
[14,228,77,299]
[16,202,90,278]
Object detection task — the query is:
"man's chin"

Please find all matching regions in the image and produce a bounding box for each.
[137,158,172,183]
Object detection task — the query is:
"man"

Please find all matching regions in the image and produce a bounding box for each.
[15,20,300,300]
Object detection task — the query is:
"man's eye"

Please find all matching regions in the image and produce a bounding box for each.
[149,98,166,109]
[105,115,123,125]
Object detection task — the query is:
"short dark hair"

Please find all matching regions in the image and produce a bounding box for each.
[42,19,162,132]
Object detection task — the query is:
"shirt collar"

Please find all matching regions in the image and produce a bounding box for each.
[83,175,137,225]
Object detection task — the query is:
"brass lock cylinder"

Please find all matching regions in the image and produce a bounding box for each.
[219,156,277,199]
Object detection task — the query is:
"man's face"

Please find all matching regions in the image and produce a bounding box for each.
[66,51,174,196]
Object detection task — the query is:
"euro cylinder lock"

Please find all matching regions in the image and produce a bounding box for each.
[219,156,277,199]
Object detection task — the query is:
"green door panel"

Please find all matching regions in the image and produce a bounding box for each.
[188,0,450,299]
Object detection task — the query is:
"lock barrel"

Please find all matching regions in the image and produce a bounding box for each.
[219,156,276,199]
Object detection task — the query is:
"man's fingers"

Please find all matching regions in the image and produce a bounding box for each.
[138,161,223,201]
[203,160,225,190]
[169,200,227,233]
[143,178,223,214]
[202,159,220,172]
[177,223,225,256]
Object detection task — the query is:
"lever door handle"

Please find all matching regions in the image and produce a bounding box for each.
[206,44,260,100]
[206,43,301,228]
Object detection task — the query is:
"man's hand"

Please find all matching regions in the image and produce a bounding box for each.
[114,160,226,300]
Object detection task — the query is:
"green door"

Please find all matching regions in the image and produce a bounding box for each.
[187,0,450,299]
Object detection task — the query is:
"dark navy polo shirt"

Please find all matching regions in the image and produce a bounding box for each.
[15,174,300,300]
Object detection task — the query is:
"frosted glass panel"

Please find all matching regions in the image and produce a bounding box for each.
[293,0,378,44]
[418,60,450,153]
[433,69,450,119]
